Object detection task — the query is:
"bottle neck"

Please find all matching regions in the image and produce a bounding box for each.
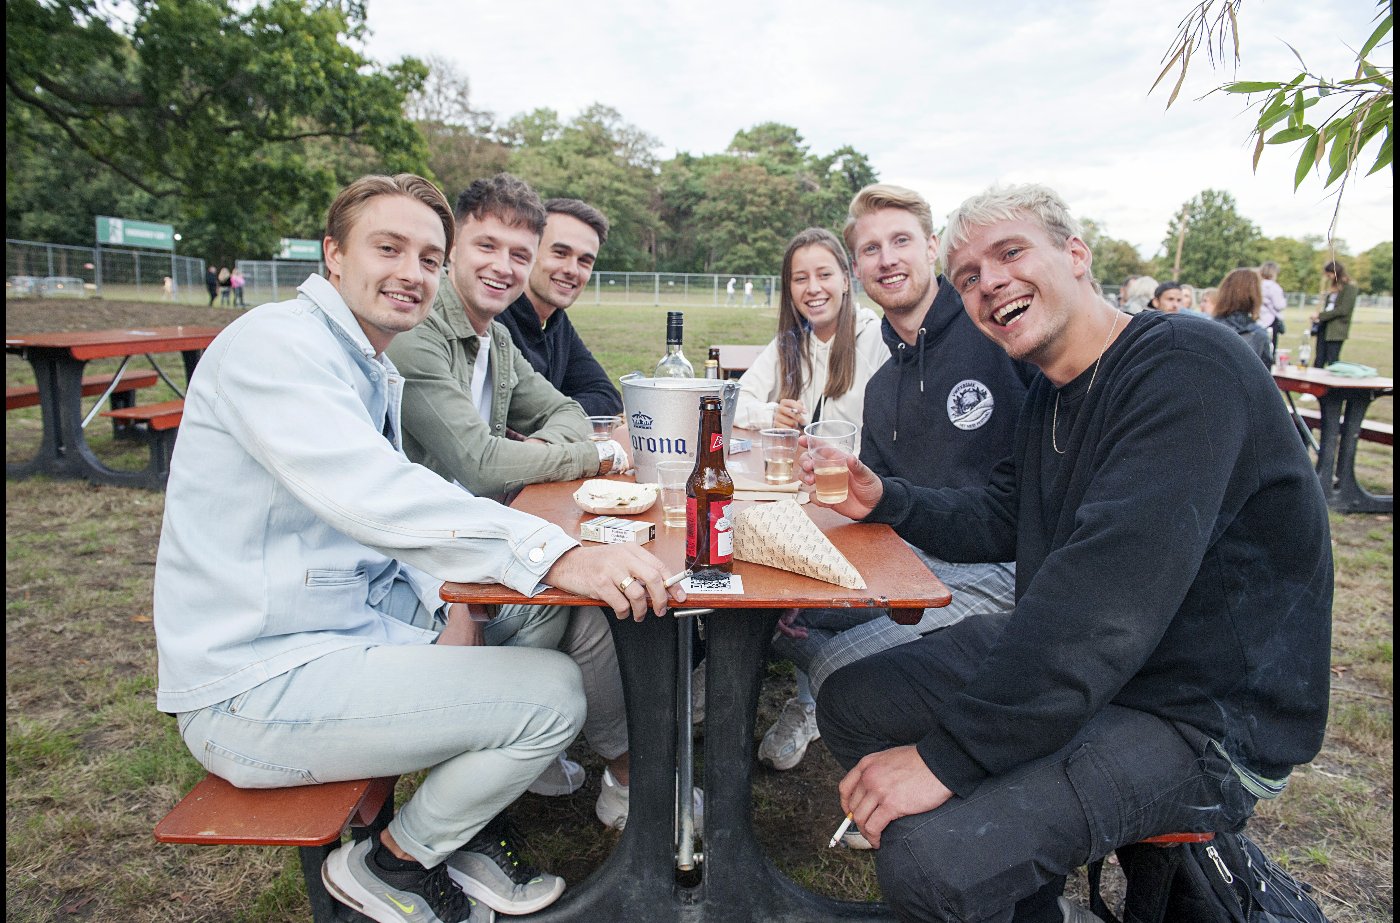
[696,406,725,464]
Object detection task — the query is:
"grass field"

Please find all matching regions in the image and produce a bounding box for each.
[5,295,1392,922]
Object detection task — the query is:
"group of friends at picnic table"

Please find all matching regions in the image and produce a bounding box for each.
[152,170,1332,923]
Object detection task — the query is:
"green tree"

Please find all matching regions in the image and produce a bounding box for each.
[1162,189,1262,286]
[1254,235,1323,292]
[692,160,802,274]
[1361,240,1393,294]
[506,104,661,271]
[406,55,509,200]
[1155,1,1392,238]
[6,0,430,262]
[1081,218,1146,288]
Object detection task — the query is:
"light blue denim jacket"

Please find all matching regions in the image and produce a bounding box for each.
[154,275,578,713]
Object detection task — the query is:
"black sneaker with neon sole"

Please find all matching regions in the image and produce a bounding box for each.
[446,814,565,915]
[322,838,493,923]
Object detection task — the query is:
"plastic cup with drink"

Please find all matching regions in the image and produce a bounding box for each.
[655,460,691,528]
[1275,348,1291,373]
[760,427,800,484]
[588,415,623,443]
[803,420,858,504]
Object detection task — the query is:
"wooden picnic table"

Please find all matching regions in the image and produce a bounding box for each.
[714,343,765,380]
[440,461,948,921]
[1273,365,1393,513]
[6,325,223,488]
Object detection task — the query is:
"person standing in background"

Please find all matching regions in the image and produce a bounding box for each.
[1208,268,1273,367]
[1311,260,1357,368]
[1258,261,1287,350]
[217,266,232,306]
[204,263,219,306]
[230,266,247,308]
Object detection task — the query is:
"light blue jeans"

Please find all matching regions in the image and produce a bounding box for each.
[178,598,586,867]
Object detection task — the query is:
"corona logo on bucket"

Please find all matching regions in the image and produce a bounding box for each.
[619,375,739,484]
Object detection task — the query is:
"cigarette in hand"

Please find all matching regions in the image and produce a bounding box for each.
[828,812,854,848]
[664,569,693,589]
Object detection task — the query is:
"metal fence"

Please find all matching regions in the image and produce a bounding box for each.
[590,272,784,307]
[4,239,324,307]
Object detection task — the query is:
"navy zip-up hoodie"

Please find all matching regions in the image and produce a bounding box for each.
[860,276,1037,490]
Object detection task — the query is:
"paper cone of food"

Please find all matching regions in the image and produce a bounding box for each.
[732,499,865,589]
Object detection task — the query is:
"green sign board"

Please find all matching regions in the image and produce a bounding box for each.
[278,238,323,260]
[95,216,174,251]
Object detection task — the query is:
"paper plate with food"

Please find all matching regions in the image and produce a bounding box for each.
[572,480,659,515]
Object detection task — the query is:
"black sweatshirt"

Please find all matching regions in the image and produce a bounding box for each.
[498,295,622,416]
[868,311,1332,795]
[860,277,1037,489]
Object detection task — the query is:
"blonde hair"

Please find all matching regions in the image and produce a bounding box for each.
[939,184,1085,276]
[843,184,935,252]
[326,174,454,254]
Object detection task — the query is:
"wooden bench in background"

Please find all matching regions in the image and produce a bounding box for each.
[156,772,397,923]
[6,370,161,438]
[1293,406,1394,447]
[99,398,185,484]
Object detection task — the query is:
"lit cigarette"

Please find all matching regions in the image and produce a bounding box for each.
[828,812,854,848]
[664,569,693,589]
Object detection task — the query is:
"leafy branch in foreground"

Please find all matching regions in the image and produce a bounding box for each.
[1153,1,1392,239]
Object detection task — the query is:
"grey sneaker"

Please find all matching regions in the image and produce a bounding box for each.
[322,837,492,923]
[1057,897,1107,923]
[758,697,819,771]
[841,826,874,850]
[447,815,564,915]
[594,766,705,834]
[526,752,585,796]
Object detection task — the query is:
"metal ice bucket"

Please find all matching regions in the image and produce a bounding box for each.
[619,374,740,484]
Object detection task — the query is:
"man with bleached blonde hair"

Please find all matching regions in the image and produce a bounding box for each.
[813,183,1331,923]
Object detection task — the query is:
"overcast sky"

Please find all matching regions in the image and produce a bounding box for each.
[363,0,1392,258]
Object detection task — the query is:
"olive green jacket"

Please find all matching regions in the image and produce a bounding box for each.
[387,277,598,502]
[1317,283,1357,343]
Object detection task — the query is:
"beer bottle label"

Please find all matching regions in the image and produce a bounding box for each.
[709,432,724,453]
[685,497,733,564]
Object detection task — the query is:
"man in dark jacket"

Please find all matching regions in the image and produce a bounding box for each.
[761,184,1034,780]
[813,183,1332,923]
[497,199,622,416]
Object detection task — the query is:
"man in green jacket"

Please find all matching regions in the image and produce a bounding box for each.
[388,172,694,832]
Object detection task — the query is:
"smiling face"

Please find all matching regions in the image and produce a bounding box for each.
[947,215,1102,383]
[525,213,600,319]
[850,207,938,319]
[448,211,540,334]
[324,194,446,354]
[787,243,848,341]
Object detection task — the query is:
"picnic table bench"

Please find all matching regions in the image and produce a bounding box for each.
[1292,406,1393,446]
[156,772,397,923]
[6,370,161,439]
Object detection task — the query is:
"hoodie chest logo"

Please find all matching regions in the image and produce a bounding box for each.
[947,379,993,430]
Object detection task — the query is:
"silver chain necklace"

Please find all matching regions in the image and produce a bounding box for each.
[1052,311,1124,455]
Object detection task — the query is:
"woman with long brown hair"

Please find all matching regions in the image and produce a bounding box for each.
[1311,260,1358,367]
[733,227,885,431]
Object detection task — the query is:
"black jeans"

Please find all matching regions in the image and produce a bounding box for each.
[818,614,1257,923]
[1314,339,1344,368]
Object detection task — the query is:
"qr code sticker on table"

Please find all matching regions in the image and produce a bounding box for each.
[683,573,744,594]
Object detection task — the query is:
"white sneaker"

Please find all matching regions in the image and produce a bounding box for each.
[758,697,819,771]
[841,826,874,850]
[595,767,705,834]
[526,753,585,797]
[1057,897,1107,923]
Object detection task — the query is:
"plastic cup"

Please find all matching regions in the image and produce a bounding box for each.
[760,427,799,484]
[655,460,691,528]
[803,420,858,504]
[588,415,623,443]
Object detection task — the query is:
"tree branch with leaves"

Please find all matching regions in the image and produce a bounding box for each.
[1153,0,1392,242]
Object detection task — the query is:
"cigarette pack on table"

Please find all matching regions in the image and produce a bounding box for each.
[581,515,656,545]
[729,437,752,454]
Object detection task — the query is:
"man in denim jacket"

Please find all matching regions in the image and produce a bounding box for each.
[155,174,682,923]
